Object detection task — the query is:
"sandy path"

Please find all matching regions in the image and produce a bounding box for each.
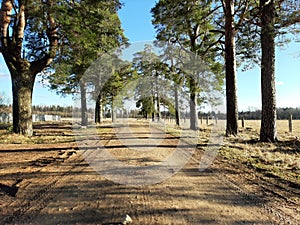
[2,121,279,224]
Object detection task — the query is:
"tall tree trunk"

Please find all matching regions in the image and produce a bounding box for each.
[156,95,160,121]
[11,70,35,136]
[156,94,160,122]
[174,85,180,126]
[224,0,238,136]
[189,79,198,130]
[95,93,103,124]
[171,56,180,126]
[155,76,161,121]
[260,0,277,142]
[111,100,115,123]
[152,95,155,122]
[111,97,116,123]
[80,82,88,126]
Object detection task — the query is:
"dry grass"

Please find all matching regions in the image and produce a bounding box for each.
[221,120,300,187]
[240,119,300,139]
[0,122,75,144]
[162,118,300,187]
[0,121,115,144]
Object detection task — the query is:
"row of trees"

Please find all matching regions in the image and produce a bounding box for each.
[1,0,299,142]
[151,0,299,141]
[0,0,127,135]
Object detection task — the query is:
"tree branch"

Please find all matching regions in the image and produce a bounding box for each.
[0,0,13,41]
[203,35,224,56]
[234,1,249,35]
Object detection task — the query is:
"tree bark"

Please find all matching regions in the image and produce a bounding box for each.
[224,0,238,136]
[111,100,115,123]
[95,93,103,124]
[156,94,161,122]
[189,78,198,130]
[152,95,155,122]
[260,0,277,142]
[174,85,180,126]
[11,69,35,136]
[80,82,88,126]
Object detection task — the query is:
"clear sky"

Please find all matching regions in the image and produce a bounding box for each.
[0,0,299,111]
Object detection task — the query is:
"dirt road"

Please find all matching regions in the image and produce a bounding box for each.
[0,121,294,224]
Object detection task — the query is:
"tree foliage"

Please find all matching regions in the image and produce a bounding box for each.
[151,0,224,130]
[47,0,127,96]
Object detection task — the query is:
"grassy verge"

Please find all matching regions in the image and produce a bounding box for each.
[162,119,300,187]
[0,121,113,144]
[221,130,300,187]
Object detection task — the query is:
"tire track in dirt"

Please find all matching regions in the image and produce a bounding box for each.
[1,149,81,224]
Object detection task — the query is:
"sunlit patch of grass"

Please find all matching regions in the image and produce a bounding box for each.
[0,132,76,144]
[161,119,300,187]
[0,121,117,144]
[220,123,300,186]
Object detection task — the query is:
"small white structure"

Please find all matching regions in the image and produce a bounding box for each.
[33,114,61,122]
[0,113,12,123]
[0,113,61,123]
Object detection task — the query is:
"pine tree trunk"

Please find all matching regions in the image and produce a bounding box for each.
[152,96,155,122]
[95,93,102,124]
[225,0,238,136]
[80,82,88,126]
[189,79,198,130]
[260,0,277,142]
[190,93,198,130]
[174,85,180,126]
[155,76,160,121]
[111,101,115,123]
[11,71,35,136]
[156,94,160,122]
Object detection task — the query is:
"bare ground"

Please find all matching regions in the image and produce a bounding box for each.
[0,121,299,224]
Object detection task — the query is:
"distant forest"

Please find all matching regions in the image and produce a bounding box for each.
[1,104,299,120]
[204,107,300,120]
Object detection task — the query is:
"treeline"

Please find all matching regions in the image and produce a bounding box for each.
[32,105,73,117]
[3,104,300,121]
[200,107,300,120]
[239,108,300,120]
[0,105,74,117]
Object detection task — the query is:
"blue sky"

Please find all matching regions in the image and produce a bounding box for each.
[0,0,299,111]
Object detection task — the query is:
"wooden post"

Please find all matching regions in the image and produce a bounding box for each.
[206,116,209,126]
[289,114,293,133]
[215,117,218,125]
[242,116,245,128]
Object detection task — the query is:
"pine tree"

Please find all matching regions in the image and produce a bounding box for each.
[151,0,224,130]
[46,0,127,126]
[259,0,300,142]
[0,0,59,136]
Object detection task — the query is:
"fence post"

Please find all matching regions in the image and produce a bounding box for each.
[242,117,245,128]
[206,116,209,126]
[289,114,293,133]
